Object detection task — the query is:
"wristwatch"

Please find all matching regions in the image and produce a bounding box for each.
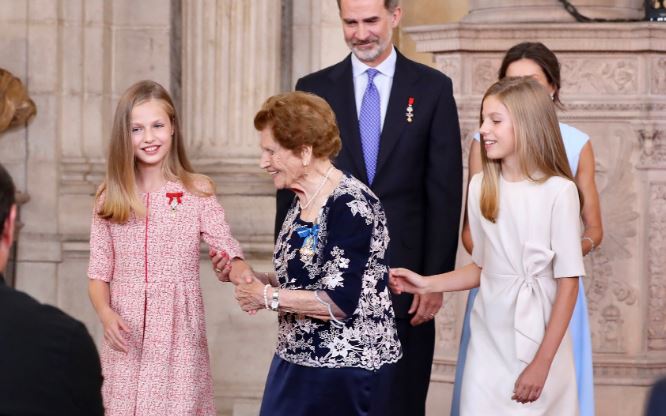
[270,289,280,311]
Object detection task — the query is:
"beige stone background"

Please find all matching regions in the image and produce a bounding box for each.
[1,1,665,415]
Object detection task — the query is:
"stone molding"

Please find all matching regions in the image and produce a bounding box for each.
[648,182,666,351]
[464,0,643,23]
[404,23,666,54]
[59,158,275,197]
[432,357,666,386]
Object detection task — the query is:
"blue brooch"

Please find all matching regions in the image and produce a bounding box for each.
[296,224,319,263]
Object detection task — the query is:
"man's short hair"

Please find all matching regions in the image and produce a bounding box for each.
[336,0,399,12]
[0,163,16,236]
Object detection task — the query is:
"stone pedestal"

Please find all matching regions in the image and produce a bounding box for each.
[406,21,666,416]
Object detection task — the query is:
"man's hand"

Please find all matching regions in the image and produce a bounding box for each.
[408,292,443,326]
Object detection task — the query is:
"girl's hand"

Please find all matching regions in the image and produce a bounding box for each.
[100,309,129,353]
[234,275,265,313]
[512,360,550,404]
[209,248,231,282]
[389,267,429,295]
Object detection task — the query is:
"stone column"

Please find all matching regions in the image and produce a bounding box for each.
[290,0,348,87]
[406,22,666,416]
[180,2,283,414]
[181,0,280,162]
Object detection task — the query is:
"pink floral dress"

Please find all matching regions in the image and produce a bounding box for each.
[88,180,243,416]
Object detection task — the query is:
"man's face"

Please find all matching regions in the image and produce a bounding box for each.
[0,205,16,273]
[339,0,401,67]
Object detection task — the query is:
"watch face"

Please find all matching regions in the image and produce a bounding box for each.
[271,299,279,310]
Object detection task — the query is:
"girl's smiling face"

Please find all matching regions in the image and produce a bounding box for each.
[480,94,517,165]
[131,99,174,168]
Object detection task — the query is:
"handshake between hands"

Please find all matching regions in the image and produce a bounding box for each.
[388,267,431,295]
[210,249,440,326]
[209,249,265,315]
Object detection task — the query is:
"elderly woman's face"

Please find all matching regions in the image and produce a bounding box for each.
[259,127,305,190]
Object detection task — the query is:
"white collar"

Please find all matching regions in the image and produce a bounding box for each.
[351,46,397,78]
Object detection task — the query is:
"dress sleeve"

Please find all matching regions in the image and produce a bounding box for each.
[320,195,374,317]
[200,195,244,260]
[87,198,114,282]
[468,174,485,268]
[551,181,586,278]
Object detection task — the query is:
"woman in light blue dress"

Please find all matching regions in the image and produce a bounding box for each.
[453,42,603,416]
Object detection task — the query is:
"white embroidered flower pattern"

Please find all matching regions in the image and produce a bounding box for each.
[273,175,401,370]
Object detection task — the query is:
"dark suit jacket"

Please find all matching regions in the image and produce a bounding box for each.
[0,274,104,415]
[646,377,666,416]
[276,50,463,317]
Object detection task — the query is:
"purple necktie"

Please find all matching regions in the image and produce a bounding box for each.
[359,68,381,184]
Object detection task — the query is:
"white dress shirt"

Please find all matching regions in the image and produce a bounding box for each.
[351,46,397,130]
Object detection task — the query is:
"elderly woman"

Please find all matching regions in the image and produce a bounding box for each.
[213,91,401,415]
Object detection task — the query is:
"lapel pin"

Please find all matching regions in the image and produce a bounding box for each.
[406,97,414,123]
[166,192,183,214]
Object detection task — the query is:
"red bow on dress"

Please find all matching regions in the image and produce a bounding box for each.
[166,192,183,206]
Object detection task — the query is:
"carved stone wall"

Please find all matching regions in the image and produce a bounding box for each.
[407,22,666,415]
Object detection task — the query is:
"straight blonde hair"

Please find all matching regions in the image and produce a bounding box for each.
[97,80,213,223]
[479,77,581,222]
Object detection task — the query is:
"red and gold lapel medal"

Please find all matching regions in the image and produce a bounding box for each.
[406,97,414,123]
[166,192,183,214]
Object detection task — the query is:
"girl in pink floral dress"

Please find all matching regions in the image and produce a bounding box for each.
[88,80,247,415]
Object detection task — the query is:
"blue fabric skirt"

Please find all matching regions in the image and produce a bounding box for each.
[451,278,594,416]
[260,355,394,416]
[569,279,595,415]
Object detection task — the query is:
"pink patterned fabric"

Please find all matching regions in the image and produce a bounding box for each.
[88,180,243,416]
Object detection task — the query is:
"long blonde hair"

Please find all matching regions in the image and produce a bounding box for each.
[479,77,581,222]
[97,80,213,223]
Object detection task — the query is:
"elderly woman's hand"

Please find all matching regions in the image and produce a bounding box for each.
[389,268,429,295]
[234,275,266,314]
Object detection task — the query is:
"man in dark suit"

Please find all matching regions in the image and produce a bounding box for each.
[275,1,462,414]
[0,163,104,415]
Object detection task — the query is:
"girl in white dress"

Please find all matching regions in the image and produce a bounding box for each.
[389,76,584,415]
